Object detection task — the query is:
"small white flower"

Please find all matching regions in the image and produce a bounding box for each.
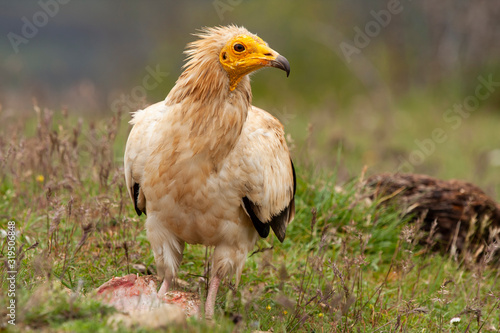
[450,317,461,325]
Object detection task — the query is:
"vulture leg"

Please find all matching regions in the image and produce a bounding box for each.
[158,279,169,296]
[205,275,221,319]
[204,236,252,318]
[146,216,185,296]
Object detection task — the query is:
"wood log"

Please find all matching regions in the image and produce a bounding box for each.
[366,173,500,261]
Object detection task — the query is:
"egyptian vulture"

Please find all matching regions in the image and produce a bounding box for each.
[124,25,295,318]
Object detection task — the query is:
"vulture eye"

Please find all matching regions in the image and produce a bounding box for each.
[233,43,245,52]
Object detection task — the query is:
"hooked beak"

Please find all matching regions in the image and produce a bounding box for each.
[269,55,290,77]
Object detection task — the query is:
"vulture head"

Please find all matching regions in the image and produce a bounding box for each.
[182,25,290,92]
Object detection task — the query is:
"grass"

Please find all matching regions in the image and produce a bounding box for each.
[0,104,499,332]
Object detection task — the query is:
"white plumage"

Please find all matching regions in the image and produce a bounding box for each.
[124,25,295,318]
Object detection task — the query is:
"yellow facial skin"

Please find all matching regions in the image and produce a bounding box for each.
[219,34,290,91]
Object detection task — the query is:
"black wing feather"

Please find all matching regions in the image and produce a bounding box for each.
[132,182,146,216]
[269,160,296,242]
[243,196,270,238]
[244,159,296,243]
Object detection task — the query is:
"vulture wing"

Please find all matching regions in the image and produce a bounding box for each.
[238,106,296,242]
[124,101,169,216]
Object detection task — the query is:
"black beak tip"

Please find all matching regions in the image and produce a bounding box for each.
[273,55,290,78]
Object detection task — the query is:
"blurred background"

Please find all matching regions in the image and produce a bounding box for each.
[1,0,500,197]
